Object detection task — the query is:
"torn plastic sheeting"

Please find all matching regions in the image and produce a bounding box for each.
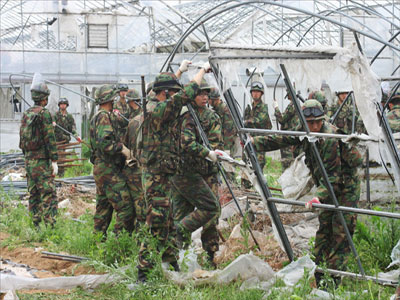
[388,239,400,269]
[0,273,118,295]
[165,253,275,286]
[274,255,316,287]
[278,153,313,200]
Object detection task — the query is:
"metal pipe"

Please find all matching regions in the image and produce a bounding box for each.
[315,267,398,287]
[267,197,400,219]
[209,54,336,60]
[240,128,377,141]
[330,91,353,125]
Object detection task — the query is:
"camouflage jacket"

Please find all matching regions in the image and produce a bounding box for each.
[387,104,400,133]
[53,110,77,142]
[213,101,237,151]
[127,106,142,120]
[274,102,299,131]
[244,100,272,132]
[112,99,131,142]
[139,81,199,174]
[177,106,222,175]
[123,113,142,163]
[328,98,359,134]
[20,105,58,161]
[89,108,124,167]
[253,122,362,204]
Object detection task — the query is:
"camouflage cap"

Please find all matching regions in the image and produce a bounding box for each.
[126,88,140,102]
[209,87,220,100]
[199,79,212,93]
[31,82,50,102]
[153,72,182,92]
[58,97,69,106]
[308,90,327,105]
[302,99,325,120]
[95,84,116,105]
[250,81,264,94]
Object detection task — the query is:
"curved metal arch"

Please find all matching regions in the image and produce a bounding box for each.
[162,0,400,72]
[274,3,386,46]
[232,3,312,46]
[371,0,400,23]
[370,31,400,65]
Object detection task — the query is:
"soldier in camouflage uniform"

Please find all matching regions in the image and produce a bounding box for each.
[273,92,300,168]
[252,99,362,288]
[136,62,208,282]
[243,81,272,187]
[308,90,329,115]
[19,83,58,226]
[122,88,145,230]
[112,83,131,142]
[208,88,237,153]
[328,91,364,134]
[89,85,135,238]
[171,79,223,268]
[387,88,400,133]
[53,98,80,143]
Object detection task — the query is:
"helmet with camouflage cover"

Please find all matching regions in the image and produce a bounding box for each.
[146,81,154,95]
[302,99,325,120]
[308,90,327,105]
[209,87,220,100]
[250,81,264,94]
[31,82,50,102]
[152,72,182,92]
[389,87,400,103]
[199,79,212,93]
[58,97,69,107]
[95,84,117,105]
[126,88,140,102]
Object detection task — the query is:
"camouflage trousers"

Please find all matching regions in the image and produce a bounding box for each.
[25,158,58,225]
[171,172,221,253]
[280,147,294,169]
[313,181,360,271]
[122,164,146,229]
[93,161,135,236]
[137,172,178,272]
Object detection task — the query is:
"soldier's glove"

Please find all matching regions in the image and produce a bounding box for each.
[342,133,360,146]
[121,145,133,160]
[52,162,58,176]
[202,62,212,73]
[113,109,121,117]
[179,60,192,73]
[305,197,320,210]
[273,100,279,109]
[207,151,219,163]
[52,121,57,127]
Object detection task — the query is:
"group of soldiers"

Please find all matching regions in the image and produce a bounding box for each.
[19,60,400,290]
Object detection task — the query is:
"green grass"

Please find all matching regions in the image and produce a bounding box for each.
[0,179,398,299]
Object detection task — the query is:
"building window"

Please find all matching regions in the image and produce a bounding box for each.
[87,24,108,48]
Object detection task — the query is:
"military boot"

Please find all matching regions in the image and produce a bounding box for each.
[207,250,217,269]
[170,261,180,272]
[137,269,148,283]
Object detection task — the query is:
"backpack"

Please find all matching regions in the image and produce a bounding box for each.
[19,106,44,151]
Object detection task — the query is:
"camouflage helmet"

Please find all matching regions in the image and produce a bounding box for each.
[308,90,327,105]
[31,82,50,102]
[152,72,182,92]
[95,84,116,105]
[250,81,264,94]
[302,99,325,120]
[209,87,220,100]
[336,90,349,96]
[126,88,140,102]
[117,83,129,92]
[58,97,69,107]
[146,81,154,95]
[199,79,212,93]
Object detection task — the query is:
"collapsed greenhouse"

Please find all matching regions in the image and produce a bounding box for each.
[1,0,400,299]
